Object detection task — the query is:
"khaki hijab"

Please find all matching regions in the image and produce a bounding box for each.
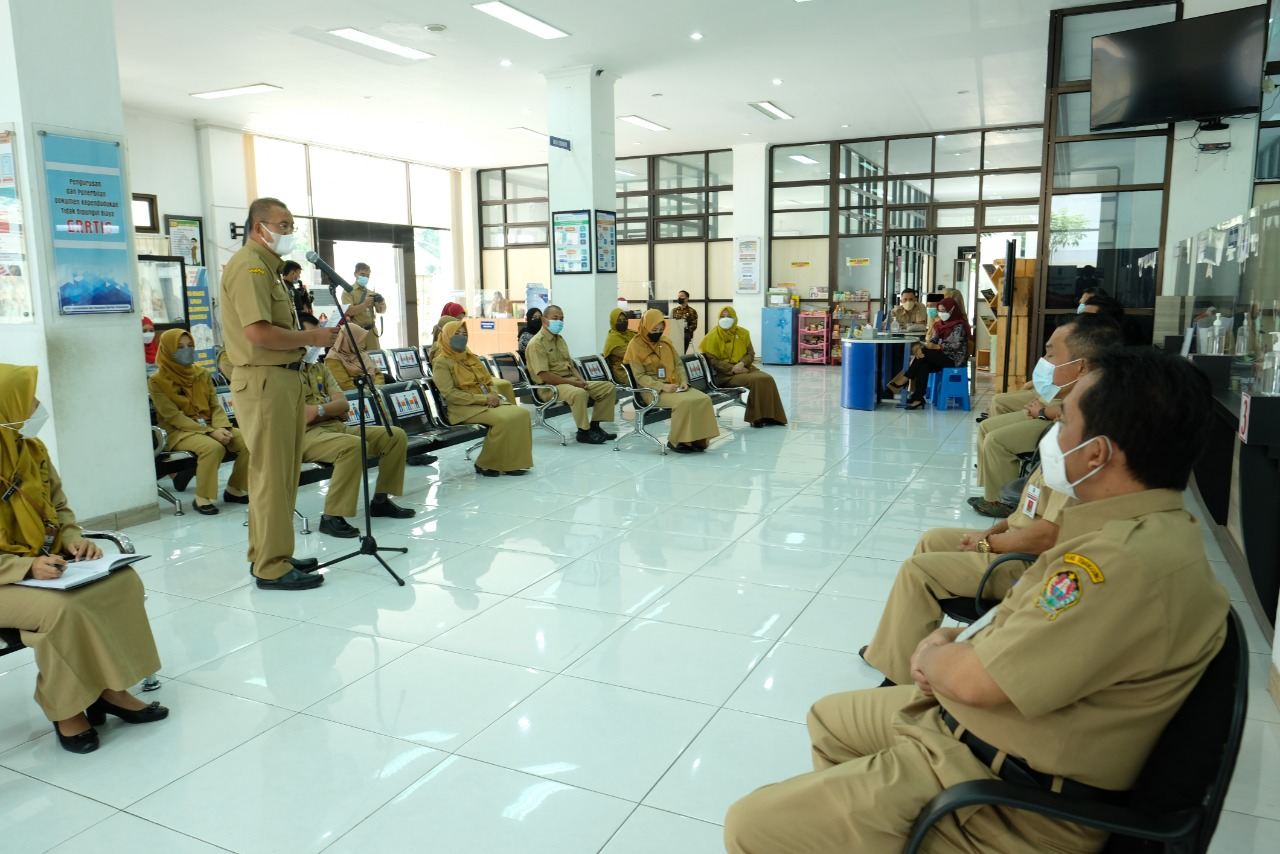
[0,364,59,557]
[701,305,750,364]
[436,321,493,394]
[151,328,213,421]
[329,323,378,378]
[623,309,678,378]
[603,307,636,357]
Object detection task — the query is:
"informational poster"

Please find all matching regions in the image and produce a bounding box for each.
[165,215,204,267]
[185,266,216,371]
[595,209,617,273]
[0,127,34,325]
[393,349,419,374]
[848,257,870,267]
[734,236,761,294]
[389,388,426,418]
[526,284,549,312]
[41,132,133,314]
[552,210,591,274]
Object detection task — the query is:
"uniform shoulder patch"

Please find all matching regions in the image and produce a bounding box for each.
[1036,570,1081,620]
[1063,553,1104,584]
[247,267,267,275]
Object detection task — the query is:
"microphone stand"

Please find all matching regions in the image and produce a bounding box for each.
[313,283,407,586]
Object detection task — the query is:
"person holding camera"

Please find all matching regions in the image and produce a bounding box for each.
[341,262,386,351]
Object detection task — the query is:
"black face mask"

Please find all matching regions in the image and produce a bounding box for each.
[677,297,687,304]
[615,321,628,332]
[526,318,542,334]
[647,330,662,342]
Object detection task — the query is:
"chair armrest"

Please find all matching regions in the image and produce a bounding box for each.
[630,385,662,407]
[974,552,1038,615]
[526,382,561,405]
[150,425,168,458]
[81,530,136,555]
[904,779,1194,854]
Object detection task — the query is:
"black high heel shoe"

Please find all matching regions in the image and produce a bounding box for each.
[86,696,169,726]
[53,721,99,754]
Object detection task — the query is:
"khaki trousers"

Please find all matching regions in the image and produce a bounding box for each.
[724,686,1105,853]
[464,404,534,473]
[302,421,408,517]
[977,411,1048,500]
[725,370,789,424]
[166,428,250,500]
[990,389,1037,417]
[231,365,305,580]
[0,569,160,721]
[542,381,617,430]
[862,527,1022,686]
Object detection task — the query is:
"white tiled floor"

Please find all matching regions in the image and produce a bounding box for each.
[2,366,1277,853]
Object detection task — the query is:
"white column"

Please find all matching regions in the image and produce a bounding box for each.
[195,124,250,309]
[732,143,770,350]
[0,0,155,525]
[545,65,617,355]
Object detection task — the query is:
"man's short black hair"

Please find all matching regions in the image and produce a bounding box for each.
[1059,312,1123,361]
[354,263,371,274]
[925,293,944,303]
[248,197,288,228]
[282,261,302,276]
[1082,293,1125,325]
[1075,348,1212,490]
[678,290,690,298]
[901,288,918,297]
[1080,285,1108,301]
[298,312,319,327]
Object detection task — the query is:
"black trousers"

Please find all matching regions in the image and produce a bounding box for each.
[903,348,955,399]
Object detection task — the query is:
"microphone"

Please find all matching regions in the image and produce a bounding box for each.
[305,251,353,293]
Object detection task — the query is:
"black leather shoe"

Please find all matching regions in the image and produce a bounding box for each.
[752,420,766,428]
[171,471,193,493]
[256,568,324,591]
[407,453,438,466]
[290,557,320,572]
[371,497,415,519]
[320,515,360,538]
[504,469,528,476]
[475,465,500,477]
[193,502,219,516]
[86,697,169,726]
[666,442,694,454]
[591,424,617,440]
[53,722,99,754]
[975,412,989,423]
[576,428,606,445]
[223,491,249,505]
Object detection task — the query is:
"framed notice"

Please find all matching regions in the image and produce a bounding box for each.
[552,210,592,274]
[595,209,617,273]
[0,125,34,324]
[734,235,761,294]
[165,214,204,267]
[136,255,187,327]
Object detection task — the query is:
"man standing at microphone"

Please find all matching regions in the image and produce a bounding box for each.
[221,198,338,591]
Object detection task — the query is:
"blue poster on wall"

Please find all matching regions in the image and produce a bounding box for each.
[41,132,133,315]
[185,266,216,371]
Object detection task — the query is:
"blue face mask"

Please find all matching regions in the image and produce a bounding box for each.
[1077,303,1087,314]
[1031,356,1083,400]
[926,307,938,319]
[356,276,370,286]
[547,319,564,335]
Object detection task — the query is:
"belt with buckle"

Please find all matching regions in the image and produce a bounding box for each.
[941,711,1125,804]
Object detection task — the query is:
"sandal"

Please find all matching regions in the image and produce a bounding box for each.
[884,381,905,397]
[904,399,925,410]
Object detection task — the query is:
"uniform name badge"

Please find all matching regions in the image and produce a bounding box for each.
[480,384,488,395]
[658,367,666,380]
[1022,484,1041,518]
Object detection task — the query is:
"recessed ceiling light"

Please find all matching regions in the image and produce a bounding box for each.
[327,28,433,60]
[511,126,548,140]
[840,124,850,128]
[936,134,948,139]
[500,59,512,67]
[691,32,703,40]
[619,115,668,132]
[742,132,752,136]
[191,83,282,99]
[789,155,820,165]
[772,78,783,85]
[749,101,793,120]
[472,2,569,39]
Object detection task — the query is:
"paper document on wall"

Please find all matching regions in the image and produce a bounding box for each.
[304,314,342,364]
[15,554,149,590]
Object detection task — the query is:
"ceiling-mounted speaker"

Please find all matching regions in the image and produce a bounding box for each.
[424,24,447,33]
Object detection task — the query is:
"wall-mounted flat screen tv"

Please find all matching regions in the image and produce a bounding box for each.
[1090,5,1267,132]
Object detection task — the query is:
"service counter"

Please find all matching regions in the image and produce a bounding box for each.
[462,316,684,356]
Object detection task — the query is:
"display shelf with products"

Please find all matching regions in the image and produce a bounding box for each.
[798,311,831,365]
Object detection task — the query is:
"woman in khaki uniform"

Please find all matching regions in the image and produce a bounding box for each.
[624,309,719,453]
[0,364,168,754]
[148,329,250,515]
[431,321,533,476]
[426,301,466,362]
[325,323,387,392]
[700,306,788,428]
[602,308,636,384]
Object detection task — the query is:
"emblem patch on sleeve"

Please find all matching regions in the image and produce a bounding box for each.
[248,267,267,275]
[1063,553,1104,584]
[1037,570,1081,620]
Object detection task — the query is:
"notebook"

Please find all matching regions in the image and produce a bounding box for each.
[14,554,148,590]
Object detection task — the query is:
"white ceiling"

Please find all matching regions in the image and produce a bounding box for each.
[111,0,1088,170]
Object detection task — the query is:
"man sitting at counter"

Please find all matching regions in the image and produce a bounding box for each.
[889,288,929,331]
[525,305,618,445]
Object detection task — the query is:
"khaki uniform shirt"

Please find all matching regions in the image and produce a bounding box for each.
[220,240,302,367]
[946,488,1229,790]
[301,363,350,433]
[524,329,580,381]
[342,284,383,330]
[891,303,929,328]
[1005,469,1074,534]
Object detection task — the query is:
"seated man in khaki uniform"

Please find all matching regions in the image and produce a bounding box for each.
[861,467,1073,687]
[524,304,617,445]
[972,313,1120,518]
[725,348,1229,854]
[299,314,415,538]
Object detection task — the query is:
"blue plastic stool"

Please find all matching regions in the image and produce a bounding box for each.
[932,366,971,411]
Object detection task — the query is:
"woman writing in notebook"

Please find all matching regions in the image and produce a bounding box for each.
[0,364,169,754]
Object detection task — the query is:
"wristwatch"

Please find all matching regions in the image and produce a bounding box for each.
[977,538,993,554]
[1037,406,1049,421]
[316,403,326,419]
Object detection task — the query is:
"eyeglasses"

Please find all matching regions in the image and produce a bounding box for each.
[264,221,298,234]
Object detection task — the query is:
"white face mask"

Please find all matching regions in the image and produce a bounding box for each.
[937,311,951,322]
[1037,421,1112,499]
[142,331,156,344]
[261,224,296,257]
[718,317,734,330]
[1,401,50,440]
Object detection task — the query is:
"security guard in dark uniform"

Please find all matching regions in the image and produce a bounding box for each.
[725,348,1229,853]
[341,262,385,351]
[220,198,338,591]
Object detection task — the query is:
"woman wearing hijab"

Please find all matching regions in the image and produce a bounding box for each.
[602,308,636,384]
[427,302,467,361]
[149,329,250,514]
[518,307,543,361]
[431,321,533,476]
[141,316,158,365]
[325,323,386,392]
[624,309,719,453]
[0,364,168,754]
[700,307,788,428]
[884,296,969,410]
